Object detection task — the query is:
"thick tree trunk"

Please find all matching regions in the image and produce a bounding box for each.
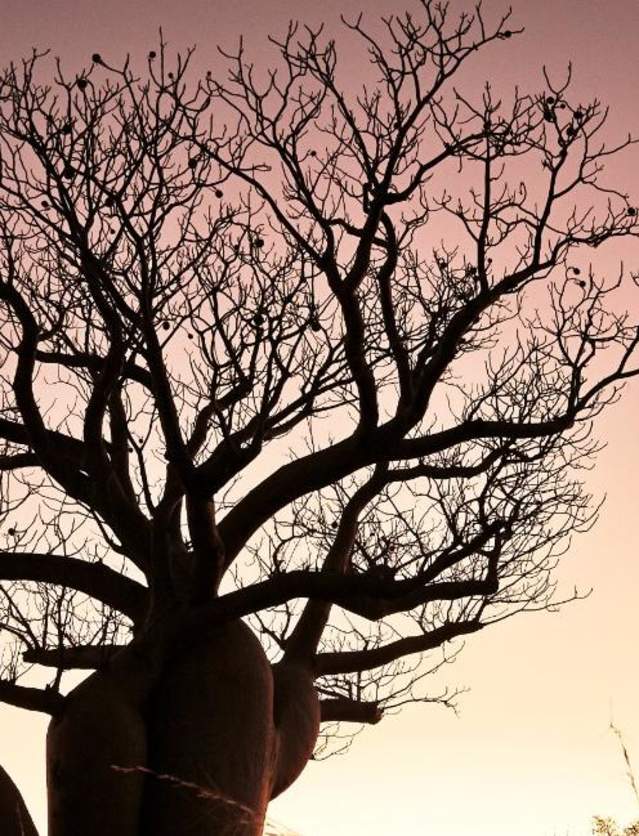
[46,620,320,836]
[0,764,39,836]
[141,620,277,836]
[46,657,149,836]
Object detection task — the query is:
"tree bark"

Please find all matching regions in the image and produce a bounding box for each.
[47,661,149,836]
[141,620,277,836]
[0,764,39,836]
[46,620,320,836]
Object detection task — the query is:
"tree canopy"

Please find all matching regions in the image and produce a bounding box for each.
[0,2,637,819]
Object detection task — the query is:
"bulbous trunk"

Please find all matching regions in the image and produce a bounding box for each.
[141,620,276,836]
[46,655,149,836]
[46,620,320,836]
[0,764,39,836]
[271,661,321,799]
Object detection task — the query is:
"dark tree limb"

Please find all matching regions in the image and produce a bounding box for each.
[0,680,64,715]
[190,557,498,631]
[315,620,482,676]
[0,419,86,468]
[283,466,389,664]
[217,410,577,567]
[319,698,383,725]
[34,349,154,391]
[0,553,147,623]
[22,644,122,670]
[0,452,40,471]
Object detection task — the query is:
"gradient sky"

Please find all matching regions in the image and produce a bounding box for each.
[1,1,639,835]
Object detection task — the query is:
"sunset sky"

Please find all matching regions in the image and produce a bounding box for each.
[1,1,639,835]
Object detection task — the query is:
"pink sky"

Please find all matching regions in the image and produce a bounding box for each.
[1,1,639,834]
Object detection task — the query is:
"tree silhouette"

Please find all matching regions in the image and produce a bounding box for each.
[0,3,638,834]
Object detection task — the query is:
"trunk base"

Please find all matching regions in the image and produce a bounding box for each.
[46,620,320,836]
[142,620,276,836]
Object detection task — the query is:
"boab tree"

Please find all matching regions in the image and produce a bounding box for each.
[0,3,638,835]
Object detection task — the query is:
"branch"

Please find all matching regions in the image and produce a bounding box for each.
[218,414,574,568]
[394,415,576,459]
[34,349,154,391]
[0,679,64,715]
[0,419,151,571]
[376,214,410,398]
[0,418,85,466]
[319,698,382,725]
[142,322,194,482]
[218,435,365,565]
[315,620,482,675]
[0,452,39,471]
[0,552,147,622]
[387,446,507,481]
[22,644,122,670]
[190,562,498,630]
[284,466,388,663]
